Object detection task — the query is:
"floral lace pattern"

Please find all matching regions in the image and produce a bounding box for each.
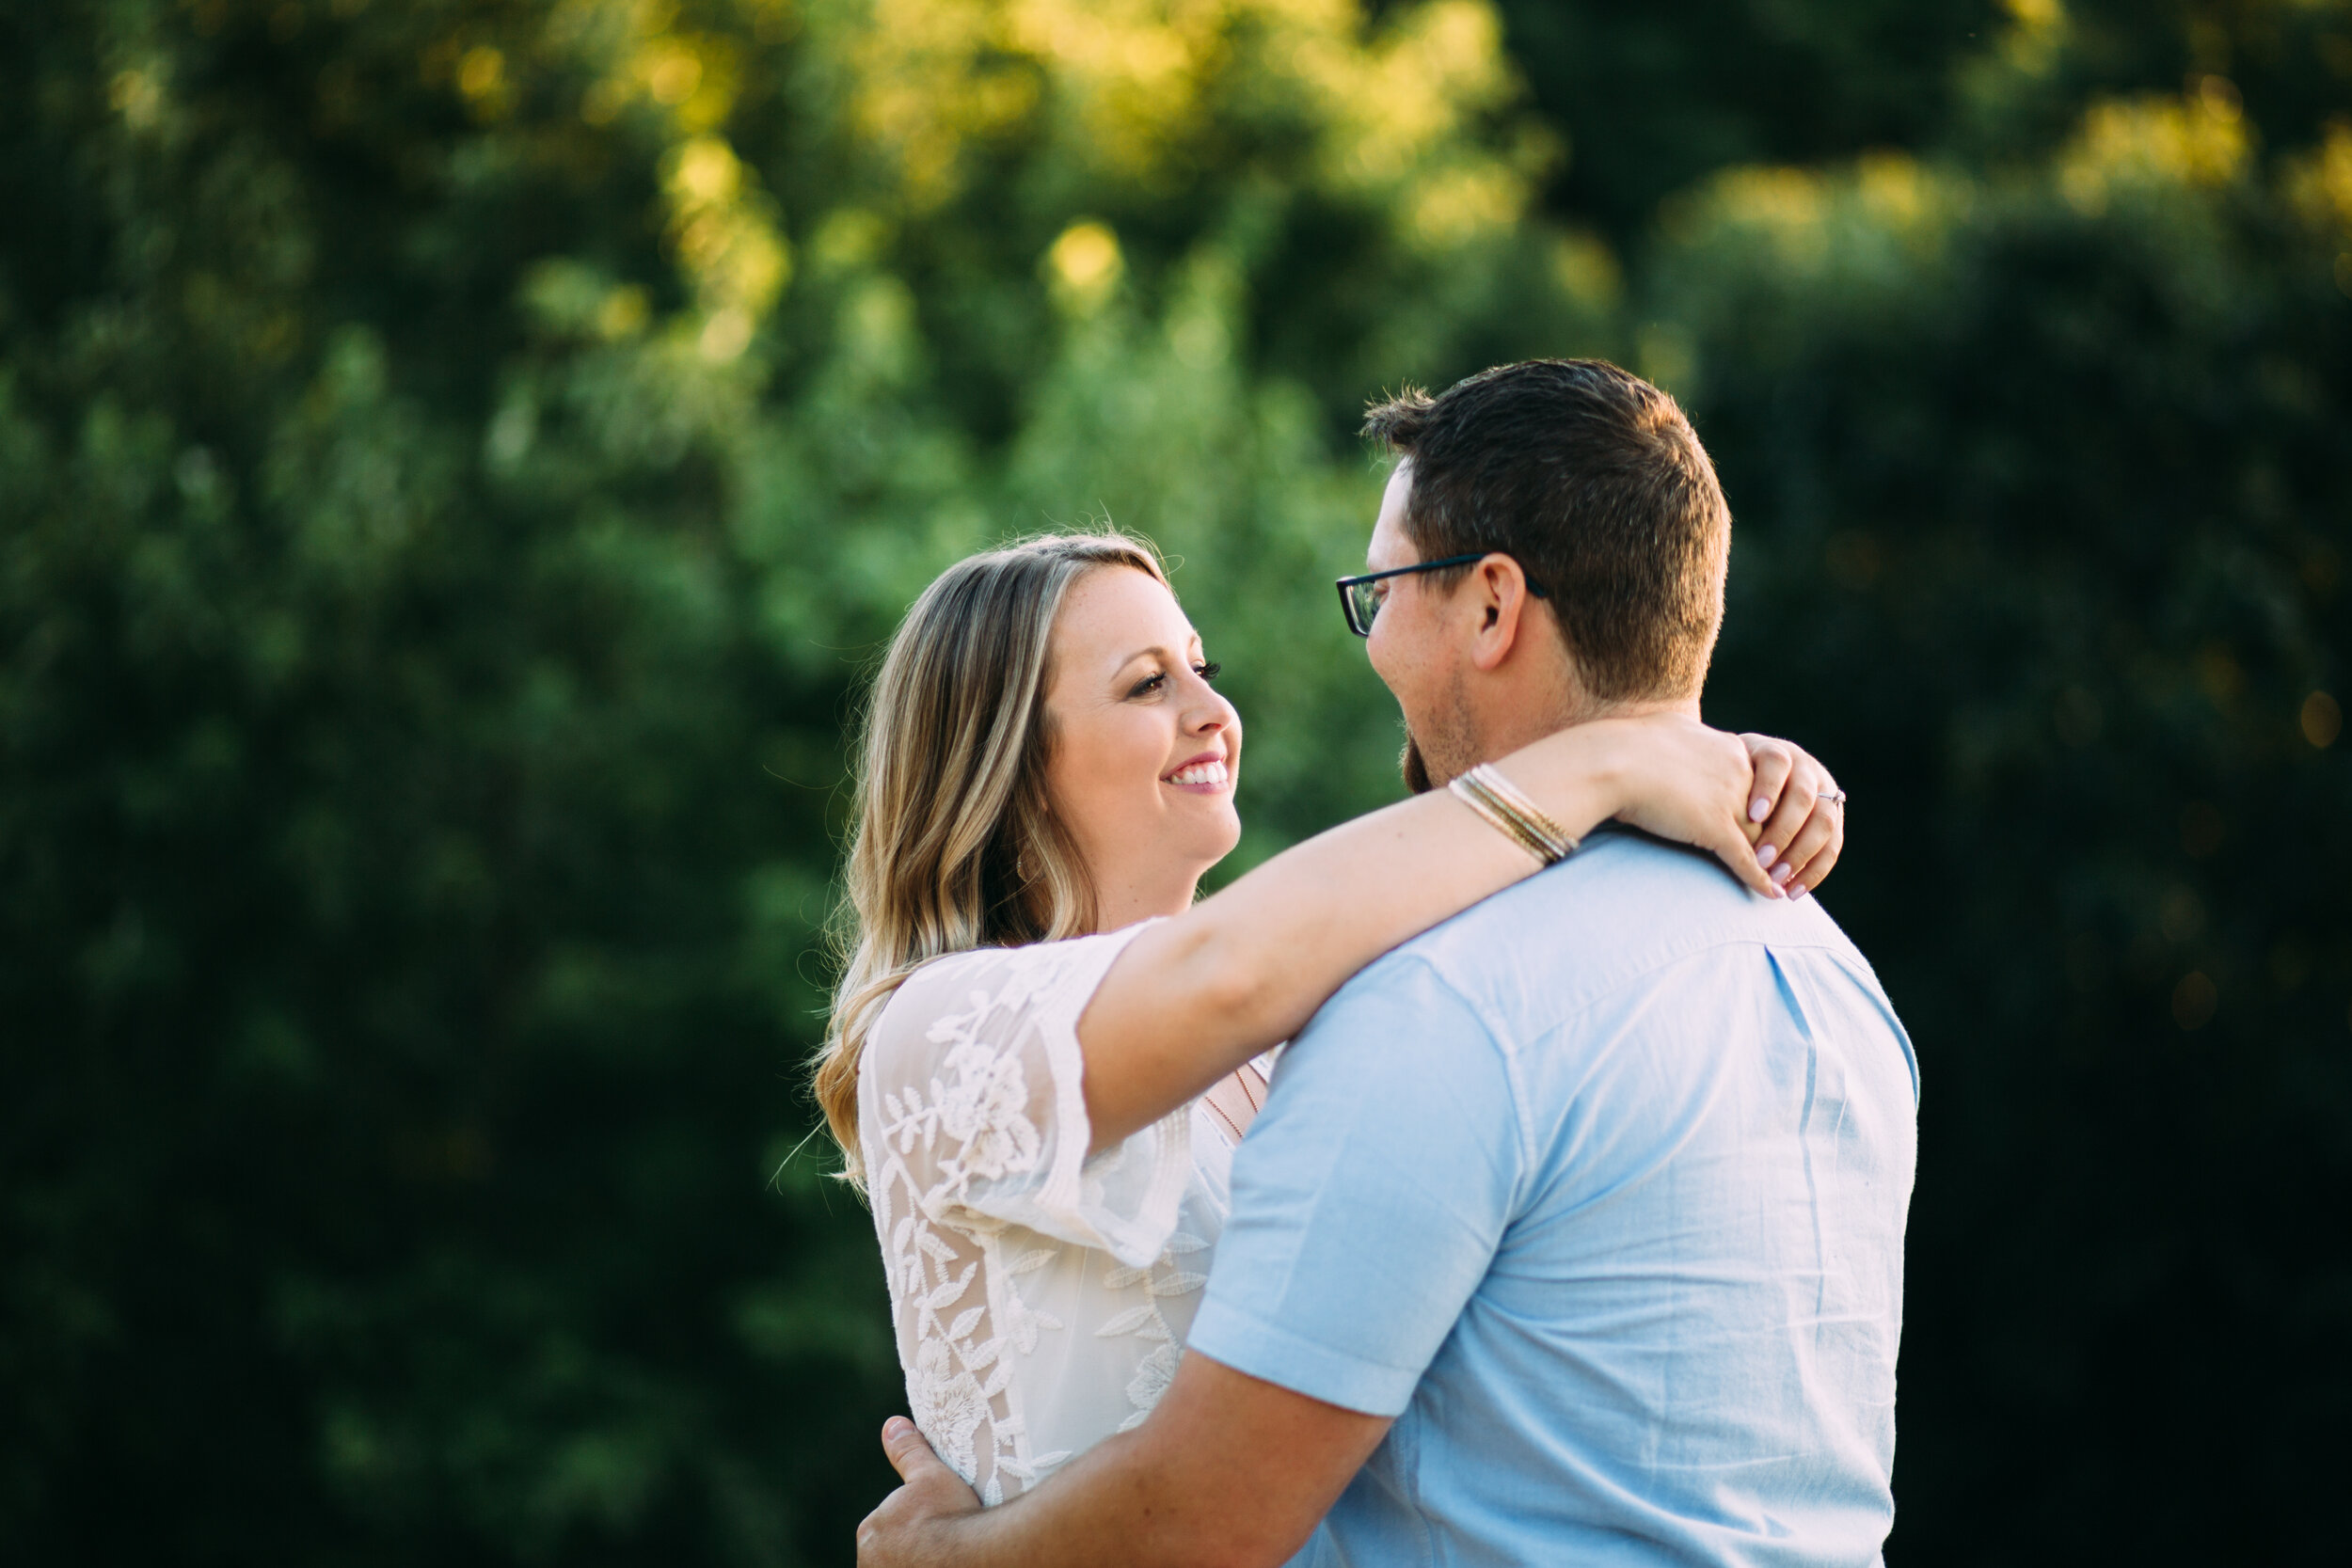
[1098,1229,1209,1432]
[860,926,1241,1503]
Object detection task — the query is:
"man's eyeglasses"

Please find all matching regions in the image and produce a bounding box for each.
[1334,553,1550,637]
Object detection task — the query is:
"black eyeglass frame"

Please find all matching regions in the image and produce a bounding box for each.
[1334,552,1549,637]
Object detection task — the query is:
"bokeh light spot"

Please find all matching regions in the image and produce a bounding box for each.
[459,47,503,100]
[2172,972,2217,1030]
[596,286,648,339]
[1047,221,1122,308]
[699,307,753,361]
[650,51,703,106]
[109,69,162,128]
[2302,690,2342,748]
[2196,75,2242,125]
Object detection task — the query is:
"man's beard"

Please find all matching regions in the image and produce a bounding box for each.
[1401,673,1478,795]
[1401,733,1434,795]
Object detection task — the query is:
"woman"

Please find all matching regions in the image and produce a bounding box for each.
[815,532,1841,1505]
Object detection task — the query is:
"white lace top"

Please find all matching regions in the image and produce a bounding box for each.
[860,921,1263,1504]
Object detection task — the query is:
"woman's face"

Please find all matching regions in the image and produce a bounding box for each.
[1041,566,1242,921]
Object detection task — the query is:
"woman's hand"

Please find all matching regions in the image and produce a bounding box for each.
[1519,714,1843,900]
[1737,733,1844,898]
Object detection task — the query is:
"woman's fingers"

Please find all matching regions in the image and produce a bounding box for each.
[1602,718,1783,896]
[1777,799,1843,895]
[1712,818,1786,898]
[1710,739,1786,899]
[1740,735,1795,846]
[1696,730,1781,897]
[1616,721,1839,901]
[1750,745,1829,883]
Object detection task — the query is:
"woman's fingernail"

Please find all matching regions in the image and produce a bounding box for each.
[884,1417,913,1438]
[1750,797,1772,822]
[1755,843,1777,869]
[1772,862,1794,885]
[1789,880,1810,900]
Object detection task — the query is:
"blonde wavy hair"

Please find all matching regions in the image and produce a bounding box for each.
[814,531,1172,1182]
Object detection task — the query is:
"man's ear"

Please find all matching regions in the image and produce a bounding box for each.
[1467,555,1535,673]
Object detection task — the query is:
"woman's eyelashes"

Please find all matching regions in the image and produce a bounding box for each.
[1126,660,1220,699]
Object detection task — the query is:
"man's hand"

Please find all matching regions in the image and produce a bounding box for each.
[856,1418,981,1568]
[851,1354,1386,1568]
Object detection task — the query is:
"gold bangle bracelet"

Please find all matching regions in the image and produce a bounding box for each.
[1472,764,1580,862]
[1449,762,1581,866]
[1467,764,1580,855]
[1451,778,1552,865]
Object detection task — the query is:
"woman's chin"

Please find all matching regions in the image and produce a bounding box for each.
[1154,800,1240,863]
[1199,807,1243,865]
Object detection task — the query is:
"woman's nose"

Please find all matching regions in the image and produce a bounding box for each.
[1187,690,1236,736]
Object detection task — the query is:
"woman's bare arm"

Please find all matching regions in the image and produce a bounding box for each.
[1075,713,1842,1151]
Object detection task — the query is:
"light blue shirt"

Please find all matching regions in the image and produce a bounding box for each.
[1187,831,1918,1567]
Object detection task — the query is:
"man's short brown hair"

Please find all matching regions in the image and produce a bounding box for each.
[1361,358,1731,703]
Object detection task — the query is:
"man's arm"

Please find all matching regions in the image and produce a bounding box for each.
[863,951,1519,1567]
[857,1352,1390,1568]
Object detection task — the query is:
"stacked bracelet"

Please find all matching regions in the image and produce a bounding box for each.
[1449,762,1581,867]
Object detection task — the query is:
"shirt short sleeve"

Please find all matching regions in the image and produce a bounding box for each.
[1184,953,1523,1417]
[860,921,1191,1269]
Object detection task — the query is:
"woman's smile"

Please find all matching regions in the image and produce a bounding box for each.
[1163,752,1233,794]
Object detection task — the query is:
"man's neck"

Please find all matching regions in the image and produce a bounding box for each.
[1464,691,1702,771]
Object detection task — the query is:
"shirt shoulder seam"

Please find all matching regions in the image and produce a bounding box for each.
[1417,925,1870,1044]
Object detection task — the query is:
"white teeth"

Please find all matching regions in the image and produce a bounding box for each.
[1167,760,1229,786]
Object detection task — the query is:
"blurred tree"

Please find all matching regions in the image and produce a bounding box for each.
[1495,0,2000,237]
[0,4,894,1560]
[3,0,2347,1562]
[0,0,1594,1562]
[1647,8,2352,1558]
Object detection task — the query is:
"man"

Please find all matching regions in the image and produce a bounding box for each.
[858,359,1918,1566]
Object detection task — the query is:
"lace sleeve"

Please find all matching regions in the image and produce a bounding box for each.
[860,921,1189,1268]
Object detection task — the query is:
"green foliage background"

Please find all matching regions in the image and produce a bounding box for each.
[3,0,2347,1561]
